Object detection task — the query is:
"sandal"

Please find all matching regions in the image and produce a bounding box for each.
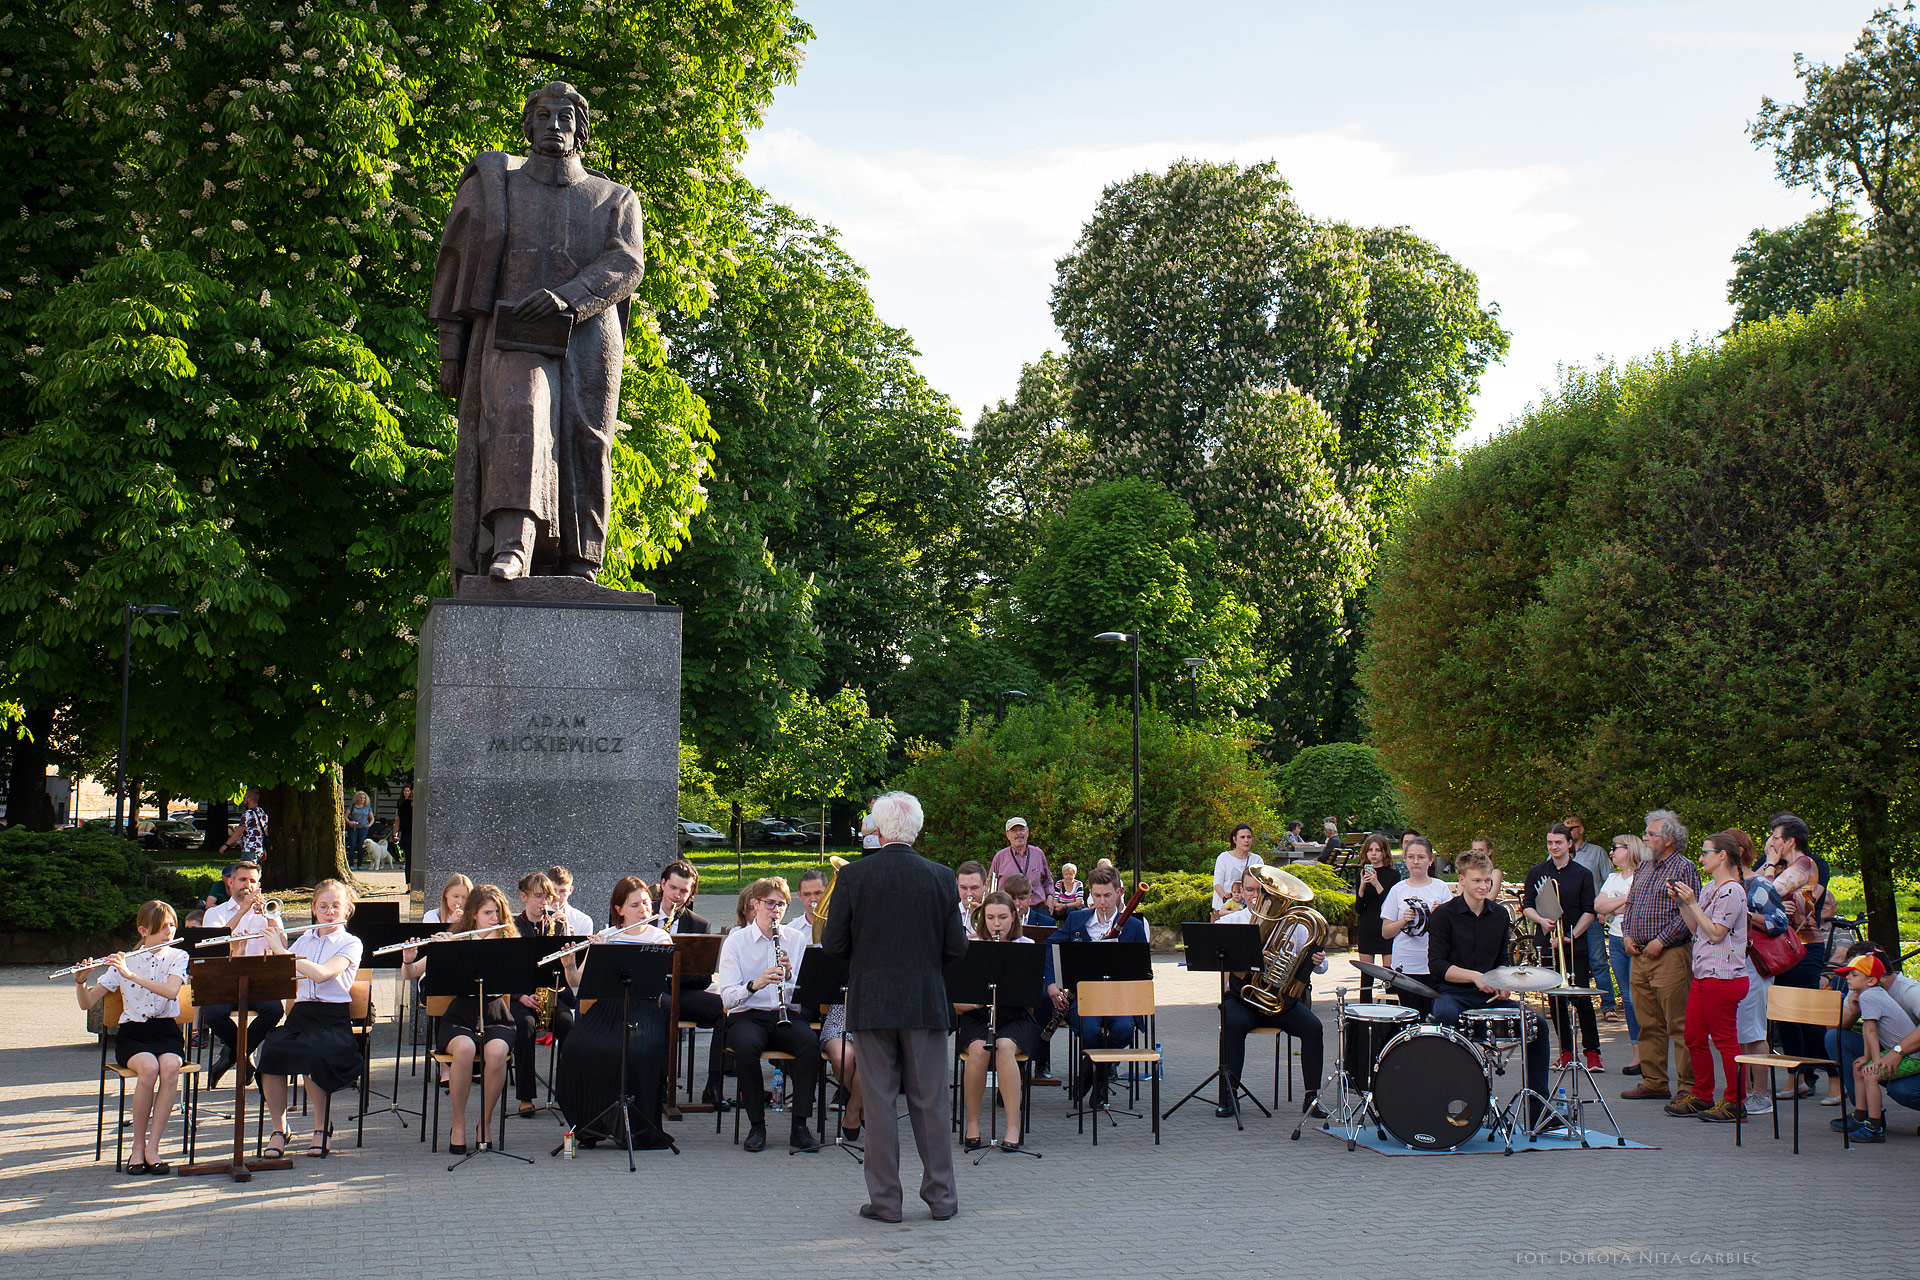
[262,1130,291,1159]
[305,1127,332,1158]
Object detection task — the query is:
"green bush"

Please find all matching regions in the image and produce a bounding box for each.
[0,828,203,936]
[1138,872,1213,927]
[1277,742,1405,833]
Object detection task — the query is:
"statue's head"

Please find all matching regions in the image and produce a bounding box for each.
[522,82,589,159]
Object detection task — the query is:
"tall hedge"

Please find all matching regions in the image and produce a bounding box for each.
[0,828,201,937]
[1362,289,1920,949]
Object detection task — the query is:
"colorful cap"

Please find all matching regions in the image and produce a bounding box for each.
[1834,953,1888,980]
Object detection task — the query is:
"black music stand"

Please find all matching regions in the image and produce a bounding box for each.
[792,948,857,1162]
[420,938,546,1170]
[350,920,429,1132]
[1021,924,1056,943]
[172,926,228,954]
[947,941,1047,1162]
[1051,941,1153,1122]
[1163,923,1267,1128]
[563,943,677,1170]
[352,900,401,927]
[670,934,723,1112]
[177,954,298,1181]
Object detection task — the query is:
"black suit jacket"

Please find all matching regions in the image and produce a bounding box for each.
[822,841,967,1031]
[666,909,713,989]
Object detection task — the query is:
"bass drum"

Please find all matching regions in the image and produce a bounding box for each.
[1371,1026,1489,1151]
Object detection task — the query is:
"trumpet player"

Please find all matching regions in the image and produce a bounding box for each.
[201,861,283,1088]
[73,901,189,1174]
[716,877,821,1153]
[1214,869,1328,1119]
[956,861,989,939]
[512,872,571,1119]
[656,860,732,1110]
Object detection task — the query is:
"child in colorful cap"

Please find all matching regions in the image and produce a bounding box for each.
[1835,952,1920,1142]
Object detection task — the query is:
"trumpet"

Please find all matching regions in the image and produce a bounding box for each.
[47,937,179,980]
[369,923,507,956]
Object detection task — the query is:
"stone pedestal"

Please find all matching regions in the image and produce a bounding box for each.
[412,589,681,929]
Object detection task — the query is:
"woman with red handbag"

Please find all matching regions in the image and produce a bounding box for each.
[1733,830,1793,1114]
[1761,813,1839,1104]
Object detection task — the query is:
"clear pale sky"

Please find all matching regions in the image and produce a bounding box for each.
[740,1,1870,445]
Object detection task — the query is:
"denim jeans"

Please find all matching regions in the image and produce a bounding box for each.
[1607,934,1639,1042]
[1825,1028,1867,1104]
[1588,925,1615,1010]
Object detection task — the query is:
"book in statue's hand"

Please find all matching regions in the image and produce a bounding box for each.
[491,298,575,357]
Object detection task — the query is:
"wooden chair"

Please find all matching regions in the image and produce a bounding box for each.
[424,994,514,1154]
[95,989,203,1169]
[347,978,374,1148]
[1073,980,1161,1145]
[723,1048,799,1142]
[1734,985,1845,1154]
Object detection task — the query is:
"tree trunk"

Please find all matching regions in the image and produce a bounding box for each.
[201,800,230,852]
[262,764,349,893]
[1851,784,1901,959]
[3,706,56,830]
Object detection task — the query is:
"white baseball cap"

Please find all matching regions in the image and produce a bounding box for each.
[1005,817,1029,832]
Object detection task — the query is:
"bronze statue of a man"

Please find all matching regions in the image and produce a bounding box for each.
[430,82,644,585]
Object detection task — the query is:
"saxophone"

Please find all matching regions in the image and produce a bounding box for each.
[533,909,559,1032]
[1239,865,1329,1016]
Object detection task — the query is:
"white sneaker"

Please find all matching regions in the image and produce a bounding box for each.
[1744,1091,1774,1115]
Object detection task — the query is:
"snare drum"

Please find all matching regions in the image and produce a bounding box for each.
[1459,1005,1524,1049]
[1372,1025,1490,1151]
[1341,1003,1418,1094]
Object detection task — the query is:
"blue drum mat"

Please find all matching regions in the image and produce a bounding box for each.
[1315,1123,1657,1155]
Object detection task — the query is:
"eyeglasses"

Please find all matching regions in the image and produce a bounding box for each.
[761,900,788,911]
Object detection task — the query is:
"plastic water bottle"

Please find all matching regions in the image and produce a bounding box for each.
[1154,1041,1163,1081]
[771,1067,787,1112]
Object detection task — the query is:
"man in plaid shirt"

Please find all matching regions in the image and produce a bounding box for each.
[1619,809,1701,1102]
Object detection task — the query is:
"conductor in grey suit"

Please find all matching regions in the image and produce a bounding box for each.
[822,790,968,1222]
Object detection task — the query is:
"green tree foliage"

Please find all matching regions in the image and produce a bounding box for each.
[0,3,807,819]
[747,686,892,837]
[893,691,1282,875]
[653,190,971,757]
[963,351,1088,601]
[1363,290,1920,951]
[874,629,1041,750]
[1008,479,1275,707]
[0,827,199,935]
[1277,742,1405,833]
[1727,205,1868,325]
[1750,4,1920,283]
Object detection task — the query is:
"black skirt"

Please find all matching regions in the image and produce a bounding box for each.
[115,1017,185,1067]
[256,1002,362,1094]
[957,1007,1041,1060]
[553,995,672,1149]
[437,994,515,1053]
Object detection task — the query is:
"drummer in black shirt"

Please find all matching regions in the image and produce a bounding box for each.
[1522,823,1601,1071]
[1426,850,1550,1109]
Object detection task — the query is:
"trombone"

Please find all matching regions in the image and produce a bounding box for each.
[47,937,179,980]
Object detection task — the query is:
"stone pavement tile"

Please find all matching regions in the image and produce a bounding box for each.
[2,958,1915,1280]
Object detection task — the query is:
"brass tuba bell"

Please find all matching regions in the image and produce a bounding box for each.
[1239,865,1329,1016]
[812,855,849,945]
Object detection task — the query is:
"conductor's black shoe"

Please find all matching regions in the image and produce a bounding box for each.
[790,1122,820,1152]
[743,1124,767,1153]
[858,1204,902,1223]
[931,1206,957,1221]
[209,1045,234,1090]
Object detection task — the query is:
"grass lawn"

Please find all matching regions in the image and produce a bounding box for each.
[686,846,847,896]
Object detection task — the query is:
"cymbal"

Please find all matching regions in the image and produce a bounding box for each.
[1482,965,1562,993]
[1251,864,1314,904]
[1351,959,1438,999]
[1544,985,1603,997]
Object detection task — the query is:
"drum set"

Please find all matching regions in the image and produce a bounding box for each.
[1317,962,1625,1155]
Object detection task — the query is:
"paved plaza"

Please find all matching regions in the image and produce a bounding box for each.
[3,916,1915,1280]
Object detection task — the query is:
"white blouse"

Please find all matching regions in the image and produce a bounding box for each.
[97,945,191,1023]
[294,928,362,1003]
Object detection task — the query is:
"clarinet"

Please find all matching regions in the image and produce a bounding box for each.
[771,926,791,1025]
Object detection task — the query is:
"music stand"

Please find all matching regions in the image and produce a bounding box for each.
[350,921,430,1132]
[352,900,401,926]
[946,941,1047,1162]
[177,954,298,1181]
[1021,924,1056,943]
[564,943,677,1170]
[420,938,546,1170]
[670,934,723,1112]
[1163,923,1267,1128]
[1051,941,1153,1124]
[792,947,857,1162]
[172,926,228,954]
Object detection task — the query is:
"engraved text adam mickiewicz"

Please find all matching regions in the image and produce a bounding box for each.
[486,713,624,754]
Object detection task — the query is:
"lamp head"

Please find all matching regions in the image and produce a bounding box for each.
[1181,657,1205,669]
[1093,631,1133,643]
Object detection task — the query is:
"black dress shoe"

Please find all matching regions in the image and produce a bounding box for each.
[858,1204,902,1223]
[1302,1094,1328,1119]
[931,1207,957,1221]
[144,1160,171,1175]
[998,1139,1023,1153]
[743,1124,767,1153]
[963,1136,987,1151]
[839,1125,862,1143]
[447,1142,467,1155]
[209,1045,234,1090]
[701,1085,731,1111]
[790,1122,820,1152]
[1215,1103,1238,1118]
[124,1161,153,1176]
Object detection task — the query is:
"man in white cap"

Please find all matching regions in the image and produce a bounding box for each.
[990,817,1055,915]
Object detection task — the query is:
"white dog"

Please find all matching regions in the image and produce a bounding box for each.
[361,837,395,871]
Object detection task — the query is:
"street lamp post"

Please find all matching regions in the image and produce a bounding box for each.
[116,603,180,837]
[1094,631,1142,890]
[994,688,1028,720]
[1181,656,1206,717]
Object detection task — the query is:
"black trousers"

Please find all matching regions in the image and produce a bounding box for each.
[204,999,284,1052]
[1219,997,1323,1103]
[1545,935,1599,1054]
[513,1001,574,1102]
[726,1009,819,1125]
[677,987,730,1093]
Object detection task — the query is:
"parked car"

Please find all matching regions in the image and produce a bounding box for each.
[142,819,205,851]
[677,820,728,850]
[743,818,809,847]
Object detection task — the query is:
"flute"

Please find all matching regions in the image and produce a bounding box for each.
[369,923,506,956]
[47,937,178,980]
[539,920,661,965]
[193,919,332,948]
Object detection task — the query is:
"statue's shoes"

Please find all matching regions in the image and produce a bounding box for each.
[488,547,530,580]
[560,560,598,581]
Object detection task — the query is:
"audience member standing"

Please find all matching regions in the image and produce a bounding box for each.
[218,787,269,866]
[1619,809,1699,1102]
[1565,817,1615,1016]
[1594,835,1643,1065]
[396,783,415,875]
[345,790,373,866]
[1351,833,1400,1003]
[1761,812,1838,1103]
[1670,829,1750,1120]
[990,818,1054,915]
[1209,823,1265,913]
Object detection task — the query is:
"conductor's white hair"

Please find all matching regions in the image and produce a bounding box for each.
[870,791,924,844]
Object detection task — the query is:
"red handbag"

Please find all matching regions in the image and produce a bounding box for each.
[1748,924,1807,977]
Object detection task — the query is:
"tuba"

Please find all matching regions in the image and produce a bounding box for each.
[811,855,848,945]
[1239,865,1329,1016]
